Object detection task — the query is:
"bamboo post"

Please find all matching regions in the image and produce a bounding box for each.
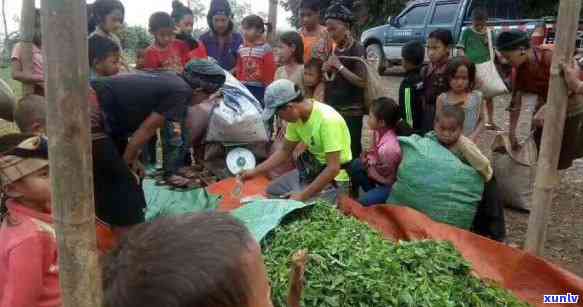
[525,0,581,255]
[268,0,278,43]
[19,0,35,96]
[41,0,102,306]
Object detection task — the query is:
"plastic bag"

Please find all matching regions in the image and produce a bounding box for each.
[491,133,537,211]
[475,28,508,98]
[205,71,269,143]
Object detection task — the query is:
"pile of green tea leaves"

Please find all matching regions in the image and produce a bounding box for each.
[262,204,530,307]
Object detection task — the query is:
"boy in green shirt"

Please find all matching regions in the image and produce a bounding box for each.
[457,8,501,131]
[241,79,352,202]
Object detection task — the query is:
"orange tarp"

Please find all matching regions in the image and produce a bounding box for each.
[209,176,583,307]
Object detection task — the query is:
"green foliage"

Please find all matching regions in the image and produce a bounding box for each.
[263,204,530,307]
[118,25,152,62]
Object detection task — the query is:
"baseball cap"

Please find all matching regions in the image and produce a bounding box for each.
[262,79,302,121]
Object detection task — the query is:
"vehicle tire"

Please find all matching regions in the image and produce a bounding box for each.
[366,44,385,75]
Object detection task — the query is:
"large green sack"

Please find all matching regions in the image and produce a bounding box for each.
[387,134,484,229]
[143,179,221,221]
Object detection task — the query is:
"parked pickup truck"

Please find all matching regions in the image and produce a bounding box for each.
[360,0,571,72]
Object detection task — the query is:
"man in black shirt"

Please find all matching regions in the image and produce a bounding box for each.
[89,60,226,234]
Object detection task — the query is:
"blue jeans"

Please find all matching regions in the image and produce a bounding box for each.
[161,116,192,177]
[347,159,392,207]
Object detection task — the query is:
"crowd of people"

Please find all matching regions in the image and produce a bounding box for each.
[2,0,583,306]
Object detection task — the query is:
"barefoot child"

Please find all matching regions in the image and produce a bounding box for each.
[304,58,325,102]
[88,35,121,79]
[436,56,484,142]
[0,134,60,307]
[275,31,304,87]
[103,213,274,307]
[421,29,453,133]
[457,8,501,131]
[434,105,492,181]
[348,98,403,206]
[236,15,277,104]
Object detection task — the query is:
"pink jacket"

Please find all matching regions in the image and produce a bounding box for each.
[0,201,61,307]
[365,128,402,185]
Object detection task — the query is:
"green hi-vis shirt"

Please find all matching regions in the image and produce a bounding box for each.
[285,101,353,181]
[457,28,491,64]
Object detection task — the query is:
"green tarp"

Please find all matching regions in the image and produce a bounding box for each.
[143,179,309,241]
[232,200,312,241]
[143,179,221,221]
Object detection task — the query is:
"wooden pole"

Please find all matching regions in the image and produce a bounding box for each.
[268,0,278,43]
[19,0,35,96]
[41,0,102,306]
[525,0,581,255]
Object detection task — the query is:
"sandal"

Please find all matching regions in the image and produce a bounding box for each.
[485,123,504,132]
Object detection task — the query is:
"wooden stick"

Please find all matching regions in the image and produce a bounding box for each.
[40,0,102,306]
[268,0,278,43]
[19,0,35,96]
[525,0,582,255]
[287,249,308,307]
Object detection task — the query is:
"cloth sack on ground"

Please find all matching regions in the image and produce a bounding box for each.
[0,78,16,121]
[475,28,508,99]
[387,133,485,229]
[206,71,269,143]
[492,133,537,212]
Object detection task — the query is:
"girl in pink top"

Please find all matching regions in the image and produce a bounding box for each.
[0,134,60,307]
[348,98,403,206]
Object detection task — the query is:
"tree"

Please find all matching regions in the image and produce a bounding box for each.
[118,25,152,60]
[229,0,252,29]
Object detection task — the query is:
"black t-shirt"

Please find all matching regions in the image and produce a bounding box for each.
[324,41,366,115]
[90,72,192,139]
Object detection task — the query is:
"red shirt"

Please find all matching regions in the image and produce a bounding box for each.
[0,201,61,307]
[188,42,209,62]
[513,46,553,100]
[143,40,190,72]
[235,40,276,87]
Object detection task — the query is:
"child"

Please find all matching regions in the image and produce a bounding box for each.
[103,213,274,307]
[143,12,194,184]
[87,0,127,70]
[11,9,44,96]
[304,58,325,101]
[347,98,403,206]
[135,48,147,70]
[299,0,333,63]
[88,35,121,79]
[171,0,208,61]
[14,95,46,135]
[399,40,425,134]
[0,134,60,307]
[434,105,492,181]
[421,29,453,133]
[436,56,484,142]
[236,14,277,104]
[143,12,189,73]
[275,31,304,88]
[457,8,501,131]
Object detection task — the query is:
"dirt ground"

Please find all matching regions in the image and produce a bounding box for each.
[382,71,583,277]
